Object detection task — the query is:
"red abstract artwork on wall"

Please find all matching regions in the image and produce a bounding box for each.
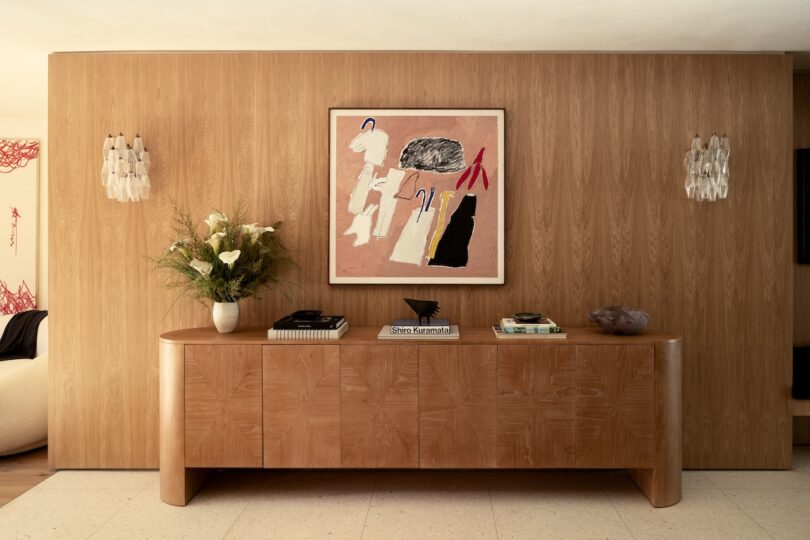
[1,139,39,315]
[0,279,36,315]
[0,139,40,174]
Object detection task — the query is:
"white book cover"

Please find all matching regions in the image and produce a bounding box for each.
[378,325,460,340]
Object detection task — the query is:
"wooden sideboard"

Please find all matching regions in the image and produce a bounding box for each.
[160,326,682,507]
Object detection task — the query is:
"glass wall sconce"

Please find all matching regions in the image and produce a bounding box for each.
[683,133,730,202]
[101,133,151,202]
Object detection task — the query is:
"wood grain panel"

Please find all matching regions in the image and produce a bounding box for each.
[159,341,209,505]
[629,340,683,507]
[795,74,810,344]
[576,344,654,468]
[184,345,262,468]
[419,345,497,468]
[497,345,576,468]
[49,52,792,469]
[793,73,810,444]
[340,345,418,468]
[263,345,340,467]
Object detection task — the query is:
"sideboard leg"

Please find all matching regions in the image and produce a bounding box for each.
[160,341,210,505]
[629,465,680,508]
[161,467,210,506]
[629,339,682,507]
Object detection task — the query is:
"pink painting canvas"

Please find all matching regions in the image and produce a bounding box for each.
[329,109,504,284]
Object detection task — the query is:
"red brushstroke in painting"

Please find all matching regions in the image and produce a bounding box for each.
[10,206,21,254]
[455,147,489,190]
[0,279,36,315]
[0,139,40,173]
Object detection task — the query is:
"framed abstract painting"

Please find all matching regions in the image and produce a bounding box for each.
[0,138,39,314]
[329,108,504,284]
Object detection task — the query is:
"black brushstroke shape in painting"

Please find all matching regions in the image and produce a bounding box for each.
[428,194,476,268]
[399,138,465,173]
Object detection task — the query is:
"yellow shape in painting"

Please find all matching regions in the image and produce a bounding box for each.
[427,191,455,259]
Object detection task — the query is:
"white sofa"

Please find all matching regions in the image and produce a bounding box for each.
[0,314,48,456]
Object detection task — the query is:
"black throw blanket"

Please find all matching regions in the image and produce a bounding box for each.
[0,310,48,361]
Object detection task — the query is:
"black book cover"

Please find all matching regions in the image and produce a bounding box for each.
[273,315,345,330]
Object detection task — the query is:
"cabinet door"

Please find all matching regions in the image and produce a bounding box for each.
[497,345,576,467]
[184,345,262,468]
[341,345,418,468]
[419,345,497,468]
[576,345,654,468]
[263,345,341,467]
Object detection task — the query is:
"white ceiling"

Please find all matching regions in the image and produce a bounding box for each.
[1,0,809,117]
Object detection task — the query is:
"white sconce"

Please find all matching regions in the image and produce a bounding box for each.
[683,133,730,202]
[101,133,151,202]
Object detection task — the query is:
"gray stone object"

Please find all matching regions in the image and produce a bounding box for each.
[588,305,650,335]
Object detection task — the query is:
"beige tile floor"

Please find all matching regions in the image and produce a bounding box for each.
[1,448,810,540]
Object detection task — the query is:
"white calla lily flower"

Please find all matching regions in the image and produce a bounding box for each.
[189,258,213,276]
[206,231,226,254]
[170,239,191,258]
[204,212,228,232]
[219,250,241,268]
[242,223,274,243]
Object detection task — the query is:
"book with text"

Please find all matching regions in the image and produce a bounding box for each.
[268,322,349,340]
[379,325,460,340]
[390,319,451,335]
[492,324,567,339]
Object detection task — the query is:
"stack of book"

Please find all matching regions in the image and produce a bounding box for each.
[267,313,348,340]
[492,317,567,339]
[378,319,460,340]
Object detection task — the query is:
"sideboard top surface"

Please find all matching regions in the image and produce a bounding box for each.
[160,326,680,346]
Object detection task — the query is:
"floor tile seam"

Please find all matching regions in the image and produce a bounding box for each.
[358,476,376,540]
[716,487,776,540]
[84,480,154,539]
[222,481,264,540]
[601,485,638,540]
[488,487,501,540]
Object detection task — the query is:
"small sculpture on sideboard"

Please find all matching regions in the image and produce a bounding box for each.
[404,298,440,326]
[589,305,650,335]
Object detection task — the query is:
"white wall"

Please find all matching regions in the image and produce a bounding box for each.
[1,116,48,309]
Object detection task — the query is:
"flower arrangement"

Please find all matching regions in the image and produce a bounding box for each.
[156,206,291,304]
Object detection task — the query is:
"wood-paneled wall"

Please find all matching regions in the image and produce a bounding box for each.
[792,73,810,443]
[49,52,793,469]
[795,73,810,345]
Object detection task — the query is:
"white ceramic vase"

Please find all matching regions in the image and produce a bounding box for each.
[212,302,239,333]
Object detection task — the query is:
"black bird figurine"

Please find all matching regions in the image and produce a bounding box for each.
[404,298,440,326]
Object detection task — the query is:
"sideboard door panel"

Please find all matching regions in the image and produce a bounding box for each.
[340,345,419,468]
[576,344,655,468]
[263,345,341,467]
[184,345,263,468]
[497,345,576,467]
[419,345,497,468]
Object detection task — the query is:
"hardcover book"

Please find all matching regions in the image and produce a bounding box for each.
[502,326,563,334]
[501,317,557,328]
[391,319,450,333]
[268,322,349,340]
[392,319,450,327]
[273,314,345,330]
[492,325,567,339]
[378,325,460,340]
